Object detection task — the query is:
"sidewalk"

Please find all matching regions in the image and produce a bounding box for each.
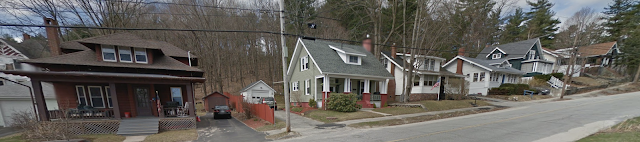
[264,110,324,136]
[336,106,495,125]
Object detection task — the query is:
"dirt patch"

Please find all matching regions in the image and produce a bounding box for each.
[485,95,553,102]
[231,112,272,129]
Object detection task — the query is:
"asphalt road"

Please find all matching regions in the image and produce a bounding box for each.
[195,114,268,142]
[280,91,640,142]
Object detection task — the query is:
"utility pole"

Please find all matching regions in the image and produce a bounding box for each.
[279,0,291,132]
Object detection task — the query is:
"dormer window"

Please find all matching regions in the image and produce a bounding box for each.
[101,45,116,62]
[349,55,359,63]
[492,53,501,59]
[134,48,148,64]
[118,47,133,63]
[527,50,536,60]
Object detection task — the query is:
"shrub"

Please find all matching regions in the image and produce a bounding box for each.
[11,110,76,141]
[326,93,361,112]
[291,107,303,112]
[498,83,530,95]
[488,87,510,95]
[241,101,253,119]
[308,99,317,108]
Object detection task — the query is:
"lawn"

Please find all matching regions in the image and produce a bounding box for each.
[350,107,501,128]
[143,129,198,142]
[0,134,26,142]
[419,100,491,111]
[305,110,383,123]
[256,119,285,132]
[0,133,125,142]
[486,95,553,102]
[373,107,425,115]
[578,117,640,142]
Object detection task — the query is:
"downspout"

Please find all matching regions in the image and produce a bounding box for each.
[0,77,38,120]
[188,51,192,67]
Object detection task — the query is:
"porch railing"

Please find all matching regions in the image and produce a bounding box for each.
[48,109,114,120]
[163,107,189,117]
[371,94,381,101]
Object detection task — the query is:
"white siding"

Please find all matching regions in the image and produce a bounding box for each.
[443,60,494,95]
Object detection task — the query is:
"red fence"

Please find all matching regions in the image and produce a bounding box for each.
[228,95,275,124]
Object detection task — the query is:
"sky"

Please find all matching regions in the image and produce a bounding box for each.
[514,0,612,24]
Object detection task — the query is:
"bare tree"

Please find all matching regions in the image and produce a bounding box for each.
[560,7,601,98]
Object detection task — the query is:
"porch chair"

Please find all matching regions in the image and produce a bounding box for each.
[176,102,190,117]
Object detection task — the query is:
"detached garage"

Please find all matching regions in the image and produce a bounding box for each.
[240,80,275,104]
[203,92,230,112]
[0,81,58,127]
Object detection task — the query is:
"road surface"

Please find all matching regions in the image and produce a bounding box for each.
[196,114,268,142]
[279,91,640,142]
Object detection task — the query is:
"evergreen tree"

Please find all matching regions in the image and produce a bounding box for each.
[500,8,527,44]
[524,0,561,48]
[602,0,634,42]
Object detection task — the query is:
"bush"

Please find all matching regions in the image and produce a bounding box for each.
[326,93,361,112]
[533,73,564,81]
[241,101,253,119]
[291,107,303,112]
[498,83,530,95]
[308,99,317,108]
[488,87,510,95]
[11,110,76,141]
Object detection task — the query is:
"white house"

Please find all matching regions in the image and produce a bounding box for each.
[443,56,526,95]
[540,47,560,73]
[381,48,464,101]
[475,38,554,76]
[239,80,276,104]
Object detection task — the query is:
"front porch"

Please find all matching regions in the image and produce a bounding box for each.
[316,75,390,108]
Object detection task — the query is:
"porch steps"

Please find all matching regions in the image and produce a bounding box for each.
[117,117,159,136]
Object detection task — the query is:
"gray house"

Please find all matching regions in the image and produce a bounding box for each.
[287,38,393,108]
[476,38,554,76]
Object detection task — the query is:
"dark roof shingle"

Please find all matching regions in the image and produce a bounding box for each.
[302,39,392,78]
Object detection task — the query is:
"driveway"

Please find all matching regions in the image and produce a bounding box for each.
[0,127,19,138]
[195,113,268,142]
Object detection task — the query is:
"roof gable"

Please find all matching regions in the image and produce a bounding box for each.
[240,80,275,92]
[75,33,192,58]
[578,41,617,57]
[298,39,392,79]
[443,56,525,74]
[477,38,539,59]
[0,39,29,59]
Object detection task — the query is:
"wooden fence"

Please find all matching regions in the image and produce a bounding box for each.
[228,95,275,124]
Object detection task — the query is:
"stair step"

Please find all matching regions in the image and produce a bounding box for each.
[116,118,160,136]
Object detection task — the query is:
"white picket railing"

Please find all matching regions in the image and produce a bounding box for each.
[547,76,567,89]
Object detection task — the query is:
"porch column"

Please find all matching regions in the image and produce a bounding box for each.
[362,79,371,103]
[186,83,195,117]
[109,83,121,119]
[322,75,330,109]
[343,78,351,93]
[31,80,49,121]
[379,79,388,107]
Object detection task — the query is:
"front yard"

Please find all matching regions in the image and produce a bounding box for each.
[304,110,383,123]
[350,107,503,128]
[578,116,640,142]
[485,95,553,102]
[0,130,197,142]
[373,100,491,115]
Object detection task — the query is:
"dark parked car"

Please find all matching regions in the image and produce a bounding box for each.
[262,97,277,110]
[213,105,231,119]
[534,87,550,95]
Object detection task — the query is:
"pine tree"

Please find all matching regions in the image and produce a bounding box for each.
[500,8,527,44]
[524,0,561,48]
[602,0,634,42]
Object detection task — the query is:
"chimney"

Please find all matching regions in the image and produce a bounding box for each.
[22,33,31,41]
[44,18,61,55]
[362,34,372,53]
[456,48,464,75]
[391,44,397,59]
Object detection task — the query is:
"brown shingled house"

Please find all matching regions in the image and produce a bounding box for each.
[577,41,620,67]
[0,18,204,135]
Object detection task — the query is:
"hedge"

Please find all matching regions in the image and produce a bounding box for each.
[496,83,531,95]
[326,93,361,112]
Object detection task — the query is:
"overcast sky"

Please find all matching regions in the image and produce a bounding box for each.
[514,0,612,24]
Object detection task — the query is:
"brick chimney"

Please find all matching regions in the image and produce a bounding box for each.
[391,44,397,59]
[44,18,61,55]
[362,34,372,53]
[22,33,31,41]
[456,48,465,74]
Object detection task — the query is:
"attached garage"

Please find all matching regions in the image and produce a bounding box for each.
[202,92,229,112]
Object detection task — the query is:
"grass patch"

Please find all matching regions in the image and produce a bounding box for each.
[291,107,304,112]
[77,134,126,142]
[256,120,286,132]
[196,102,207,116]
[486,95,553,102]
[143,129,197,142]
[275,94,285,110]
[419,100,490,111]
[350,107,502,128]
[265,131,299,140]
[305,110,383,123]
[374,107,425,115]
[0,133,26,142]
[578,117,640,142]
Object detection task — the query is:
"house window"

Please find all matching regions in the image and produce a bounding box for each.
[479,72,485,82]
[382,58,388,68]
[301,56,309,71]
[423,76,437,86]
[413,76,421,86]
[105,86,112,108]
[291,81,299,91]
[492,53,501,59]
[88,86,105,108]
[473,73,479,82]
[75,86,87,106]
[102,45,116,62]
[349,55,359,63]
[118,47,133,62]
[171,87,183,106]
[134,48,148,63]
[528,50,536,60]
[0,80,4,86]
[305,80,310,95]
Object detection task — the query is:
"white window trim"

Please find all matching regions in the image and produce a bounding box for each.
[101,45,117,62]
[292,81,299,91]
[118,47,133,63]
[528,50,536,60]
[75,85,88,106]
[105,86,112,108]
[88,86,106,108]
[305,79,311,95]
[134,48,148,64]
[301,56,309,71]
[348,55,359,64]
[492,53,501,59]
[171,87,183,106]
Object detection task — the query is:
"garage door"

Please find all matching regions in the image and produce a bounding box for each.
[0,100,33,127]
[207,96,228,112]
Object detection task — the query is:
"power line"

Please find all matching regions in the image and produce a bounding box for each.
[0,7,270,18]
[0,23,543,56]
[103,0,283,13]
